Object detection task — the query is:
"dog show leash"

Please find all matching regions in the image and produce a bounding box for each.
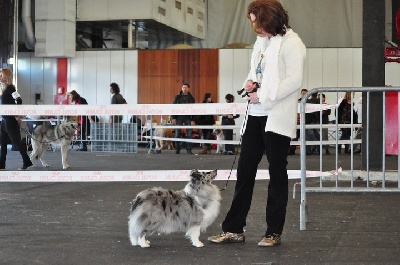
[220,100,250,191]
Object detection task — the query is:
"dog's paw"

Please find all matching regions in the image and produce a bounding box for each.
[192,241,204,248]
[138,235,150,247]
[63,164,70,169]
[139,241,150,248]
[42,163,50,167]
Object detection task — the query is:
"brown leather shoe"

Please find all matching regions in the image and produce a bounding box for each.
[258,233,281,247]
[208,232,245,243]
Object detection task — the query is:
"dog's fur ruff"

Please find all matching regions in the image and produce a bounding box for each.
[213,129,225,154]
[154,127,174,150]
[128,169,220,248]
[30,120,77,169]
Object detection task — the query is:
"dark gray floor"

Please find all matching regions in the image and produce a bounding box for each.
[0,146,399,264]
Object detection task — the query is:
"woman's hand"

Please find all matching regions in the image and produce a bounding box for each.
[244,80,258,92]
[247,91,259,104]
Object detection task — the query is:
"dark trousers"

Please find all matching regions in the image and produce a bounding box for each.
[174,116,192,151]
[80,117,90,148]
[0,118,31,168]
[222,118,235,152]
[222,115,290,236]
[340,128,352,152]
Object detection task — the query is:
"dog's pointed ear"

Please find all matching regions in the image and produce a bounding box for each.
[205,170,218,183]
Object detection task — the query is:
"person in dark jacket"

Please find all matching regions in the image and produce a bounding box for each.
[221,94,240,155]
[109,82,127,124]
[171,83,195,154]
[0,68,33,170]
[197,93,215,154]
[337,92,358,153]
[70,90,91,151]
[305,92,320,155]
[319,93,331,154]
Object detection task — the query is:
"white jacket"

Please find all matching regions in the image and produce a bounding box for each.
[244,29,306,138]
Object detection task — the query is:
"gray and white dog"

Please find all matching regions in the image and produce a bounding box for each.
[30,120,77,169]
[128,169,221,248]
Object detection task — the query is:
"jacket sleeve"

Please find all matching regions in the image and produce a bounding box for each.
[272,37,306,103]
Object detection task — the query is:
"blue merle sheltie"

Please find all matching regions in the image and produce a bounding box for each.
[128,169,220,248]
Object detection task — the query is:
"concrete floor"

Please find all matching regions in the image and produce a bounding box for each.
[0,146,399,264]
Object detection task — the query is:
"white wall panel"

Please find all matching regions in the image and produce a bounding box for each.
[43,58,57,104]
[68,52,84,96]
[82,51,98,104]
[96,51,111,105]
[124,50,138,104]
[17,53,32,103]
[218,49,234,104]
[385,63,400,86]
[322,49,338,88]
[352,49,362,87]
[29,57,45,104]
[307,49,323,90]
[337,49,353,87]
[300,51,308,92]
[110,51,125,96]
[233,49,250,90]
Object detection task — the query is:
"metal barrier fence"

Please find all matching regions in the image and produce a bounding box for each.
[91,123,137,153]
[299,87,400,230]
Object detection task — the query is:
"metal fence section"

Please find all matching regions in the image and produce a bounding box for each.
[299,87,400,230]
[90,123,137,153]
[71,114,152,151]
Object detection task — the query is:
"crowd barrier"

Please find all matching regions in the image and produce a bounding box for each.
[299,87,400,230]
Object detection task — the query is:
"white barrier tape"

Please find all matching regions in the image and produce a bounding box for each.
[146,136,361,146]
[144,136,240,145]
[0,103,335,116]
[300,103,337,113]
[0,103,246,116]
[290,139,362,145]
[301,124,362,129]
[151,125,238,129]
[0,169,332,182]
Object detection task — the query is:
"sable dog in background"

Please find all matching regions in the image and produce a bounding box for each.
[128,169,220,248]
[154,127,174,150]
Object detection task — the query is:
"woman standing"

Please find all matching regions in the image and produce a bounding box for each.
[197,93,215,154]
[109,82,127,124]
[208,0,306,247]
[337,92,358,153]
[70,90,90,151]
[221,94,240,155]
[0,68,33,170]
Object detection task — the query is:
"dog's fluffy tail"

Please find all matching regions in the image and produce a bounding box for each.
[129,196,147,245]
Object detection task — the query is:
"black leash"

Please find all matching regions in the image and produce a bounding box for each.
[220,101,250,191]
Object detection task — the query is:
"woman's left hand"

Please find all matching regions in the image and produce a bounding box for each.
[247,91,259,104]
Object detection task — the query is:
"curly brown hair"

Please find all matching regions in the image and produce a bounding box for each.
[247,0,290,36]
